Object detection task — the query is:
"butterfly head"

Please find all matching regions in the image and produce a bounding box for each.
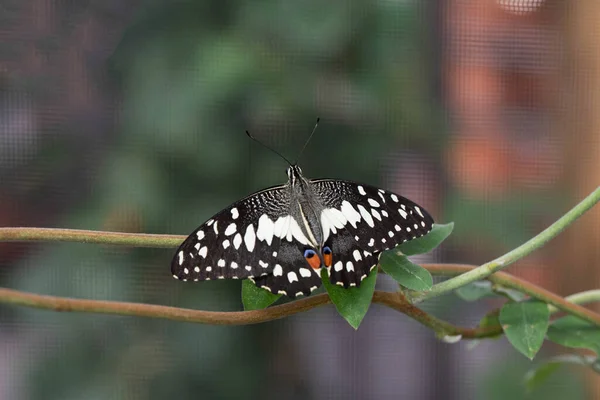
[286,164,304,185]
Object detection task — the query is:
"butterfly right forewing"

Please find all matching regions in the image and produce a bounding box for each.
[312,179,434,288]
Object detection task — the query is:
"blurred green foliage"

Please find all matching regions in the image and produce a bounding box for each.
[2,0,581,398]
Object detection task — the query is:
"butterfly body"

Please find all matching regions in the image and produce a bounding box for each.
[172,164,434,297]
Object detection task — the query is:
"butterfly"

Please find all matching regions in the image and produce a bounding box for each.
[171,121,434,297]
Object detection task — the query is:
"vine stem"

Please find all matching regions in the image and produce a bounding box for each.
[0,284,500,339]
[408,186,600,304]
[0,265,597,335]
[425,264,600,325]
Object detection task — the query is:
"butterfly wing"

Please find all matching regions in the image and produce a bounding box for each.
[171,185,323,297]
[312,179,434,287]
[249,240,322,297]
[171,185,292,282]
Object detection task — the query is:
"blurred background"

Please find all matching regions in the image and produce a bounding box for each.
[1,0,599,398]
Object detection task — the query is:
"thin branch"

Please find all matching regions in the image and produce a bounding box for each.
[0,262,597,334]
[0,228,184,248]
[548,289,600,314]
[424,264,600,326]
[0,286,500,339]
[409,186,600,303]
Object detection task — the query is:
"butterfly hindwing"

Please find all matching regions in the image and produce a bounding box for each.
[323,228,381,288]
[171,185,292,281]
[250,240,322,297]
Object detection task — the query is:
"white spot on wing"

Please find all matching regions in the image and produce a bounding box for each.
[274,264,283,276]
[244,224,256,251]
[218,259,226,267]
[286,217,309,245]
[381,210,389,217]
[231,207,239,219]
[206,266,212,272]
[194,266,200,273]
[183,268,189,274]
[224,223,237,236]
[357,204,374,227]
[341,201,362,228]
[213,221,219,234]
[358,185,366,195]
[394,224,401,231]
[196,230,205,240]
[259,260,268,268]
[178,251,184,265]
[222,239,230,249]
[273,215,290,238]
[199,246,208,258]
[245,265,252,271]
[346,261,354,272]
[371,209,381,221]
[390,194,399,202]
[334,261,343,272]
[233,233,242,249]
[399,209,408,219]
[299,268,312,278]
[367,198,380,208]
[231,262,238,269]
[256,214,274,245]
[415,206,424,218]
[352,249,362,261]
[287,271,298,283]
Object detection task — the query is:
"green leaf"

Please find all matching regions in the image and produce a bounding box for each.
[241,280,281,311]
[455,281,494,301]
[499,301,550,360]
[321,267,377,329]
[524,354,595,392]
[546,315,600,355]
[379,252,432,291]
[398,222,454,256]
[493,286,527,302]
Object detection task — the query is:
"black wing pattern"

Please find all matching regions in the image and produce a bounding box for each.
[171,185,322,296]
[312,179,434,288]
[172,186,290,282]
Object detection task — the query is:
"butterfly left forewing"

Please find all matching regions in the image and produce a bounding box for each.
[171,185,292,281]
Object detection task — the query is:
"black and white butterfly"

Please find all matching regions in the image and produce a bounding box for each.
[171,122,434,297]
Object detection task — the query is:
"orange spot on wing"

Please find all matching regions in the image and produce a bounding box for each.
[323,253,332,267]
[305,254,321,269]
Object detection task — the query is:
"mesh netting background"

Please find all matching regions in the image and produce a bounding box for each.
[1,1,599,399]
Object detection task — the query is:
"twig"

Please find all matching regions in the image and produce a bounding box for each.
[0,286,500,338]
[424,264,600,326]
[0,228,184,248]
[409,186,600,303]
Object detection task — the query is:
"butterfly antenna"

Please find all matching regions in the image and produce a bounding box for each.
[246,130,293,166]
[295,117,320,164]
